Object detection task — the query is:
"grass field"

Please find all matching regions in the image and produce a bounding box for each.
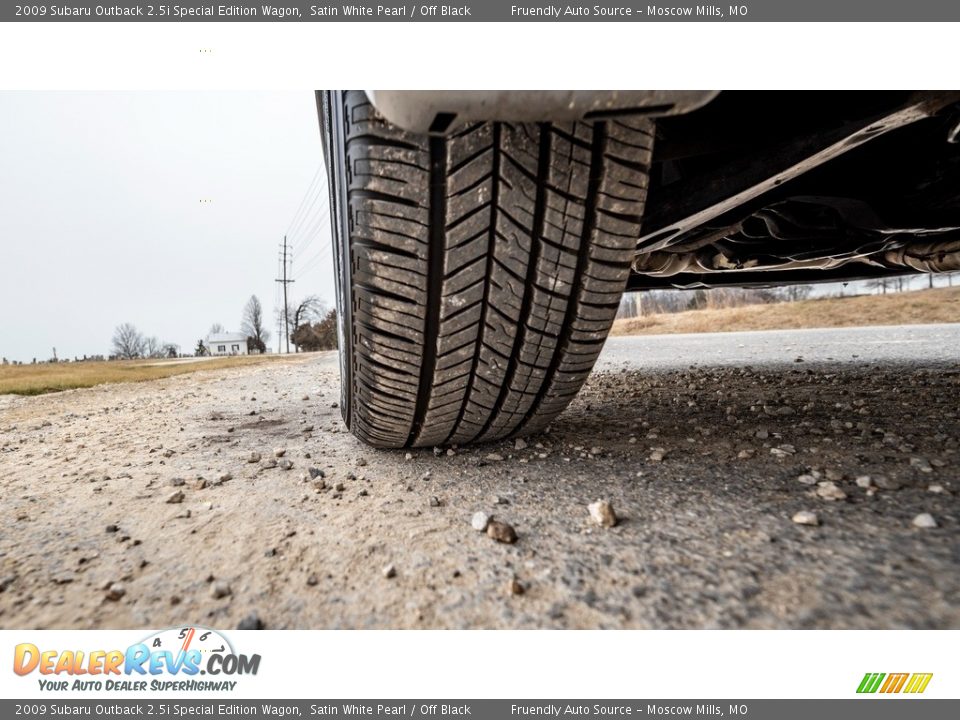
[611,286,960,337]
[0,355,291,396]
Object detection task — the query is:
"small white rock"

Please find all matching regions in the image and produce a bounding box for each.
[210,581,231,599]
[382,563,396,579]
[274,448,286,458]
[588,500,618,528]
[912,513,938,529]
[514,438,528,451]
[816,481,847,501]
[792,510,820,526]
[855,475,873,489]
[471,511,490,532]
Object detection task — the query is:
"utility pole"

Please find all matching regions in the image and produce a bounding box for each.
[275,236,295,354]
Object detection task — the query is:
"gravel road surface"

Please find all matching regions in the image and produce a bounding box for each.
[1,325,957,629]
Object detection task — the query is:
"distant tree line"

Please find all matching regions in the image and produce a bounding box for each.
[111,323,179,360]
[617,286,814,319]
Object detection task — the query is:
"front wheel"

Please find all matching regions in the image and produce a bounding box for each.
[322,90,653,449]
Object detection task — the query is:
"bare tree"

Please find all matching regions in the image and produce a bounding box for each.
[241,295,270,354]
[112,323,145,359]
[277,296,325,352]
[209,323,225,335]
[143,336,162,358]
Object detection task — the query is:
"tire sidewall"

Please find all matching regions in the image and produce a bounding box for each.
[321,91,353,430]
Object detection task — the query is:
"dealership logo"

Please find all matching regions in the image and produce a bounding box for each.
[13,626,260,692]
[857,672,933,694]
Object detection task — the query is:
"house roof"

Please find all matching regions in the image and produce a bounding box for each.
[206,332,247,344]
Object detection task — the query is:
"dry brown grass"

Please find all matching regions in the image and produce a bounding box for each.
[0,354,293,396]
[611,286,960,337]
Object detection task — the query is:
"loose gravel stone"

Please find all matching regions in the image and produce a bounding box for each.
[816,482,847,501]
[912,513,938,529]
[874,475,903,491]
[274,448,286,458]
[105,583,126,601]
[471,511,490,532]
[279,459,293,471]
[166,490,185,504]
[588,500,618,528]
[236,612,263,630]
[486,520,518,544]
[210,581,232,599]
[382,564,397,579]
[910,457,934,473]
[792,510,820,526]
[246,452,261,463]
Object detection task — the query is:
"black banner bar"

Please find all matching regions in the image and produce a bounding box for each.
[4,1,960,22]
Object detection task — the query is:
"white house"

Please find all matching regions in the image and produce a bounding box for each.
[206,332,248,356]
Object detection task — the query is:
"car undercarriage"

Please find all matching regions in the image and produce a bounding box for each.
[631,91,960,290]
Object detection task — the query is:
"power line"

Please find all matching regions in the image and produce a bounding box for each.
[290,211,331,261]
[287,172,329,254]
[284,165,323,241]
[294,240,332,280]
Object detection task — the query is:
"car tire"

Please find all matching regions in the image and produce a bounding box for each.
[321,90,654,448]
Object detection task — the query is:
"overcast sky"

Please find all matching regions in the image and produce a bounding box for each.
[0,92,331,363]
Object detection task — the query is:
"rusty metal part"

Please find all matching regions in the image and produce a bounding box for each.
[632,196,960,279]
[626,265,920,291]
[884,239,960,273]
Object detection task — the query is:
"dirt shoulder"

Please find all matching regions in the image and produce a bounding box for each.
[612,286,960,337]
[0,349,957,629]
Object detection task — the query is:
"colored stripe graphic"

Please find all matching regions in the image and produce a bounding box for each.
[857,672,932,694]
[904,674,934,694]
[881,673,910,693]
[857,673,885,693]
